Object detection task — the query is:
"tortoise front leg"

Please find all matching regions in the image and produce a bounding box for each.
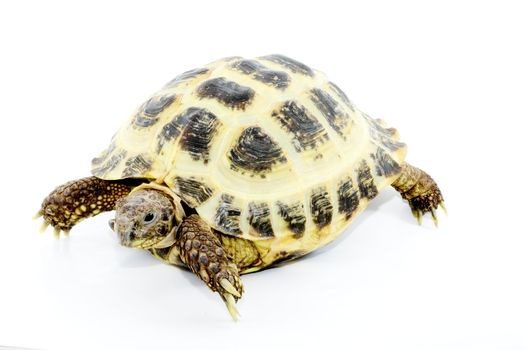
[37,176,134,236]
[177,214,243,321]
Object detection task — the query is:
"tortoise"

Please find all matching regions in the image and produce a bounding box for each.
[37,54,445,320]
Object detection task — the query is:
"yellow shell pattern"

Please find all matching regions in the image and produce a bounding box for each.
[92,55,407,267]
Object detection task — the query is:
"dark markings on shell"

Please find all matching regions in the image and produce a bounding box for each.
[271,101,329,152]
[271,251,307,267]
[371,148,401,177]
[260,54,314,76]
[164,67,209,88]
[363,114,405,151]
[157,107,201,153]
[276,201,306,238]
[248,202,274,238]
[196,77,255,110]
[214,194,242,236]
[310,187,333,229]
[229,126,287,177]
[92,141,116,166]
[174,176,214,207]
[357,160,378,200]
[91,149,127,177]
[337,178,360,220]
[179,109,221,164]
[328,82,355,111]
[133,94,176,128]
[122,154,152,177]
[310,88,350,138]
[231,59,290,90]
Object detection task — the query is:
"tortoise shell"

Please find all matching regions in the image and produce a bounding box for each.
[92,54,406,254]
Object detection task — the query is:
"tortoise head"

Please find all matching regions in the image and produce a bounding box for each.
[110,189,179,249]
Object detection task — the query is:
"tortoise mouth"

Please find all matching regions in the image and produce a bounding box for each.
[126,237,162,249]
[123,230,175,249]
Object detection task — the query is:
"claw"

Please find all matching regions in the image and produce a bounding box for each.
[33,210,43,220]
[430,208,438,227]
[220,279,241,298]
[53,227,61,238]
[440,202,448,216]
[39,221,50,233]
[224,293,240,321]
[411,209,422,225]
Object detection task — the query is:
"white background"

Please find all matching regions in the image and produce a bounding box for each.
[1,1,524,349]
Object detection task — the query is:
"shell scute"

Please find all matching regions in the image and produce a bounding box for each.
[228,126,287,178]
[196,77,255,110]
[133,94,177,128]
[231,59,290,90]
[271,100,329,152]
[164,67,210,89]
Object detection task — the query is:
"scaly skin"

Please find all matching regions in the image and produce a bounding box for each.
[392,162,445,226]
[38,176,133,235]
[177,214,243,320]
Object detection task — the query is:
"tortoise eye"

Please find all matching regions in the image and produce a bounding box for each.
[144,213,156,224]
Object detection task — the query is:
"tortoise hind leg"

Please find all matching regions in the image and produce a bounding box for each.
[177,214,243,321]
[392,163,445,226]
